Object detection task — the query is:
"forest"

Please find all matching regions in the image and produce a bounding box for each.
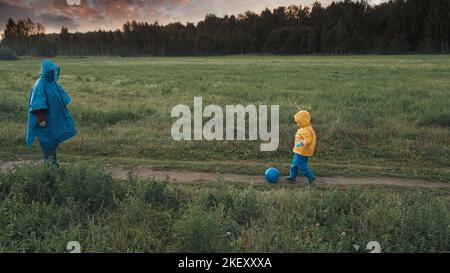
[1,0,449,57]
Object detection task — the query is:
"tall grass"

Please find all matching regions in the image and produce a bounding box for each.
[0,164,448,253]
[72,106,156,127]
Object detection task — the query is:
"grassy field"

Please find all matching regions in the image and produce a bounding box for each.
[0,55,449,181]
[0,56,449,253]
[0,163,448,253]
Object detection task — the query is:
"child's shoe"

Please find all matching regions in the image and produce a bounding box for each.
[286,177,296,183]
[306,177,316,185]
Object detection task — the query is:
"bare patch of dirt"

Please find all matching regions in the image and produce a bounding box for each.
[1,161,448,189]
[107,165,450,189]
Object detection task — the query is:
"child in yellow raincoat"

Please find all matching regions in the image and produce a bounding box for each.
[286,110,317,184]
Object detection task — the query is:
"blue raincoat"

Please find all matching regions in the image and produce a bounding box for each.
[26,60,77,150]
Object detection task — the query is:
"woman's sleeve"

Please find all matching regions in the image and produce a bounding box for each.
[34,110,46,122]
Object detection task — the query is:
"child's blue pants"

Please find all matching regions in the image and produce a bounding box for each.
[289,153,316,181]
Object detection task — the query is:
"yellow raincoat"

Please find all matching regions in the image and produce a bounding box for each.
[293,110,316,157]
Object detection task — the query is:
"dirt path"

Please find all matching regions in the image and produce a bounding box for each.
[107,165,449,189]
[0,161,448,189]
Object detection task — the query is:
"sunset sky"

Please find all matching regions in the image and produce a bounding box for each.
[0,0,386,33]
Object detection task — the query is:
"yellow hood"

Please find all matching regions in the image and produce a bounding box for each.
[294,110,311,128]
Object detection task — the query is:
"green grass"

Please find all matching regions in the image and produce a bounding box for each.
[0,164,448,253]
[1,56,448,253]
[0,55,449,180]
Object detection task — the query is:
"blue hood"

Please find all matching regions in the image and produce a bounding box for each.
[40,60,60,82]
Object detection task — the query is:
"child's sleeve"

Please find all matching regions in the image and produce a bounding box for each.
[299,128,313,146]
[29,84,48,112]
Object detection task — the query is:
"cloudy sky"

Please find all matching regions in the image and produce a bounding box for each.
[0,0,386,33]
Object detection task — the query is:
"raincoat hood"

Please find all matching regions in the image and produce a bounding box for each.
[40,60,60,82]
[294,110,312,128]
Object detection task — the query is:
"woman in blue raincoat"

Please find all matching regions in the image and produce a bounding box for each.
[26,60,77,166]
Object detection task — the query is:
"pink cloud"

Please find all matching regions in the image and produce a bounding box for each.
[1,0,386,33]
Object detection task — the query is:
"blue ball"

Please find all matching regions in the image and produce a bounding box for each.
[265,168,280,184]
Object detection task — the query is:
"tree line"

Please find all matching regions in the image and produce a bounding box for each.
[1,0,449,57]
